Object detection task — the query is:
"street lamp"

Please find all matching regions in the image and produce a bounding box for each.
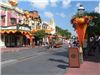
[77,5,85,17]
[77,4,85,64]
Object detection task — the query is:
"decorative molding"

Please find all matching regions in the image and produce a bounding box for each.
[0,26,17,30]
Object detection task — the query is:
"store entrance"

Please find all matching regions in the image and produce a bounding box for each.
[5,33,17,47]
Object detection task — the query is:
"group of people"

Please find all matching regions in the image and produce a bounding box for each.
[67,34,100,56]
[88,34,100,55]
[66,39,80,48]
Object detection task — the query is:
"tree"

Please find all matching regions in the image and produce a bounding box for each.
[56,26,71,39]
[64,30,71,39]
[34,30,46,40]
[86,12,100,34]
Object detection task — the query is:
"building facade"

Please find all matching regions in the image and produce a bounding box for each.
[0,1,56,47]
[0,2,33,47]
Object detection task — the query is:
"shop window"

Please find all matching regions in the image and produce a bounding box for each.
[10,18,16,25]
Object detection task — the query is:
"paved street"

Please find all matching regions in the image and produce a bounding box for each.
[1,44,69,75]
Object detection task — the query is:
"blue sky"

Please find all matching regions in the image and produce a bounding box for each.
[3,0,100,36]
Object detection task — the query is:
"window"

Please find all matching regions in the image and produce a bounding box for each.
[1,15,5,22]
[10,18,16,25]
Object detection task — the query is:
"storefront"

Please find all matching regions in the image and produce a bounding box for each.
[0,25,33,47]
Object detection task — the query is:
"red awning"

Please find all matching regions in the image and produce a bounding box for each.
[26,34,30,39]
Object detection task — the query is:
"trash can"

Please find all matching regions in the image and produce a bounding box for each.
[69,47,80,68]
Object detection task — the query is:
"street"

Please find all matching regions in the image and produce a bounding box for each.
[1,44,69,75]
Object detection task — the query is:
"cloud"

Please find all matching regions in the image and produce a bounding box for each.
[44,11,54,18]
[21,0,49,10]
[32,0,48,9]
[95,2,100,13]
[56,13,66,18]
[50,0,57,7]
[18,0,57,9]
[18,0,72,9]
[62,0,71,8]
[76,3,81,7]
[18,0,71,9]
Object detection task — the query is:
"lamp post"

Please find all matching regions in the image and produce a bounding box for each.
[77,5,85,64]
[71,4,92,64]
[77,5,85,17]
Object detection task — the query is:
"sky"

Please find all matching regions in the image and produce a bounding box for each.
[2,0,100,36]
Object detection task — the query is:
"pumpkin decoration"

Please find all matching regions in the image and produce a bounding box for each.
[24,11,30,19]
[9,0,18,6]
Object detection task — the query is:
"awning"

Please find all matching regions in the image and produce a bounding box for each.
[26,34,30,39]
[20,31,33,39]
[0,30,17,34]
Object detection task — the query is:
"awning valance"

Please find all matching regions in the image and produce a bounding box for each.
[0,30,17,34]
[0,30,33,39]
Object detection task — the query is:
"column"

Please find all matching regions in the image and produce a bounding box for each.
[30,36,32,48]
[5,10,8,26]
[40,22,43,30]
[0,34,6,47]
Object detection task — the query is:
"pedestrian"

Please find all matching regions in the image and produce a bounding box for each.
[88,36,95,56]
[67,39,72,48]
[83,39,87,55]
[48,39,52,49]
[97,35,100,53]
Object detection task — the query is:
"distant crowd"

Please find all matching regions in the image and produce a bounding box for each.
[66,34,100,56]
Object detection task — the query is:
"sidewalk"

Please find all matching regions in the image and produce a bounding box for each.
[0,46,44,52]
[0,47,31,52]
[64,51,100,75]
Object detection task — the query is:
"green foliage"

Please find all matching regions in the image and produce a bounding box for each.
[86,12,100,35]
[34,30,46,40]
[56,26,71,39]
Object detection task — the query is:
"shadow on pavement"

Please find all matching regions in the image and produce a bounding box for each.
[49,58,68,64]
[57,64,69,69]
[52,51,69,58]
[84,52,100,63]
[48,58,69,69]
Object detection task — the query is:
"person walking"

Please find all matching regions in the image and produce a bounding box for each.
[97,35,100,53]
[88,36,95,56]
[83,39,87,55]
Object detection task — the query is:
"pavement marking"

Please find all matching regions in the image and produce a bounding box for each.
[1,52,48,67]
[1,59,17,67]
[1,47,67,67]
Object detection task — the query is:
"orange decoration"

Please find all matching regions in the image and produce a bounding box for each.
[71,16,91,47]
[24,11,30,18]
[9,0,18,6]
[74,18,85,25]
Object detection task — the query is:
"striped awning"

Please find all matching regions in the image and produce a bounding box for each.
[20,31,33,39]
[0,30,34,39]
[0,30,17,34]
